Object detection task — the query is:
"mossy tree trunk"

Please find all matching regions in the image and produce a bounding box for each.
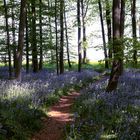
[106,0,125,92]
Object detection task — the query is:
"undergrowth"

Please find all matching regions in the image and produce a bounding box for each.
[0,69,99,140]
[66,70,140,140]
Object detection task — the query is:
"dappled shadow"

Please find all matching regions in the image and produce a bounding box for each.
[0,97,46,139]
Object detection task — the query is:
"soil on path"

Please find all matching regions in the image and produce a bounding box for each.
[32,92,80,140]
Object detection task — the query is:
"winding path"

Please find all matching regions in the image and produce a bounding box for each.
[32,92,80,140]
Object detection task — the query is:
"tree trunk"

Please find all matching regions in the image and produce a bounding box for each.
[48,0,54,64]
[106,0,124,92]
[77,0,82,72]
[81,0,87,64]
[3,0,12,78]
[105,0,112,60]
[131,0,137,66]
[11,0,16,70]
[64,3,71,68]
[98,0,109,69]
[39,0,43,70]
[15,0,26,81]
[60,0,64,74]
[26,6,29,73]
[119,0,125,74]
[139,17,140,41]
[55,0,59,75]
[31,0,38,73]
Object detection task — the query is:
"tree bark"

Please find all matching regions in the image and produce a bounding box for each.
[106,0,124,92]
[55,0,59,75]
[81,0,88,64]
[48,0,54,64]
[11,0,16,70]
[26,5,29,73]
[15,0,26,81]
[119,0,125,74]
[105,0,112,60]
[60,0,64,74]
[39,0,43,70]
[131,0,137,66]
[77,0,82,72]
[31,0,38,73]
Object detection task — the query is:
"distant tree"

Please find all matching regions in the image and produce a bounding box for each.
[25,4,29,73]
[77,0,82,72]
[31,0,38,72]
[60,0,64,74]
[3,0,12,78]
[120,0,125,73]
[64,2,72,68]
[48,0,54,64]
[11,0,16,69]
[55,0,59,75]
[131,0,137,66]
[98,0,109,69]
[81,0,89,64]
[105,0,112,60]
[39,0,43,70]
[15,0,26,81]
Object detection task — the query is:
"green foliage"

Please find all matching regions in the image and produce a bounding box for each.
[44,61,106,73]
[0,99,45,140]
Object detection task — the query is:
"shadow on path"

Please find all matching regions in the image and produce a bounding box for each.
[32,92,80,140]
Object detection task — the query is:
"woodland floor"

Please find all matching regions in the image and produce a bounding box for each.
[32,92,80,140]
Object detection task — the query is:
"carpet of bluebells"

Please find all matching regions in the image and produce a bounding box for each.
[66,69,140,140]
[0,67,99,139]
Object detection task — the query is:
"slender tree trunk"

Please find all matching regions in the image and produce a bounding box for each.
[39,0,43,70]
[81,0,87,64]
[64,3,71,68]
[139,17,140,41]
[98,0,109,69]
[131,0,137,66]
[15,0,26,81]
[120,0,125,37]
[48,0,54,63]
[105,0,112,60]
[31,0,38,72]
[3,0,12,78]
[77,0,82,72]
[106,0,124,92]
[11,0,16,69]
[60,0,64,74]
[120,0,125,73]
[26,6,29,73]
[138,17,140,41]
[55,0,59,75]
